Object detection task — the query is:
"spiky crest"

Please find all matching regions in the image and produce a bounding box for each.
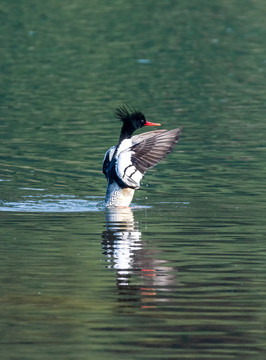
[114,105,138,122]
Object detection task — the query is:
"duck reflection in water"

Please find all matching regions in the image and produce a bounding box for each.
[101,207,177,309]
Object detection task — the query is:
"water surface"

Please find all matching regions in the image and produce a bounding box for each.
[1,0,266,359]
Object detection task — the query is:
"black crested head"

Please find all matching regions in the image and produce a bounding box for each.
[115,105,146,141]
[115,105,146,127]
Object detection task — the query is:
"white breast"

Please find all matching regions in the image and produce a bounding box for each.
[105,181,135,207]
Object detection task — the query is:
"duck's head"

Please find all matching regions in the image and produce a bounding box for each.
[115,106,161,140]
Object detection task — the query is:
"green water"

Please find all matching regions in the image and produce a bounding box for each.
[1,0,266,359]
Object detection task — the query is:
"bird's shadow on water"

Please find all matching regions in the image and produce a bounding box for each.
[0,193,179,309]
[101,206,178,310]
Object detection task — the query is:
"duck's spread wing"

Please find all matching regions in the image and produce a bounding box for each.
[116,128,182,188]
[131,128,182,173]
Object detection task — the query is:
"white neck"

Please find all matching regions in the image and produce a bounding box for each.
[105,181,135,207]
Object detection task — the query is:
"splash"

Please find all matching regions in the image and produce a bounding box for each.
[0,195,104,213]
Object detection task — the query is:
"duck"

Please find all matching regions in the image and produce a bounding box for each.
[103,106,182,207]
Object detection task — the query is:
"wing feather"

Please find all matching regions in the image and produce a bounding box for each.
[131,130,168,145]
[131,128,182,174]
[115,128,182,188]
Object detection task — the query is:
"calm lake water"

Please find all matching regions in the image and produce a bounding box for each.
[1,0,266,359]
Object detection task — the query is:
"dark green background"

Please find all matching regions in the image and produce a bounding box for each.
[1,1,266,359]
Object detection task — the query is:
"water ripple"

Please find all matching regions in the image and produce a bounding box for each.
[0,195,104,212]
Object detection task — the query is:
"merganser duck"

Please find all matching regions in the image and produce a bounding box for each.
[103,106,182,207]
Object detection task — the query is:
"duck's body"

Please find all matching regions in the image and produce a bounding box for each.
[103,106,182,207]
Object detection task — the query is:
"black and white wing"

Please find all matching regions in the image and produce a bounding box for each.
[115,128,182,188]
[103,145,116,178]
